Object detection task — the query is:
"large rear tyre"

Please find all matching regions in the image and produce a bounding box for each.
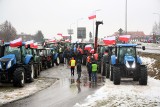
[113,66,121,85]
[106,64,110,78]
[13,67,25,87]
[27,62,35,83]
[110,66,113,81]
[34,64,39,79]
[59,53,64,63]
[139,66,147,85]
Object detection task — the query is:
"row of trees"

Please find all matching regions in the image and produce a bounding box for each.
[0,20,44,42]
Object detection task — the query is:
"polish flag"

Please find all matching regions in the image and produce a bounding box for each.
[90,49,94,54]
[10,38,22,47]
[57,33,62,36]
[103,36,116,45]
[25,40,34,45]
[30,43,38,49]
[84,45,92,51]
[88,14,96,20]
[65,39,70,42]
[119,35,131,42]
[48,39,57,43]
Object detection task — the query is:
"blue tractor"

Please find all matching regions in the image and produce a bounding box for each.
[0,42,35,87]
[109,44,147,85]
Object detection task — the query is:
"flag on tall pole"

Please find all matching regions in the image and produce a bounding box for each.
[88,14,96,20]
[57,33,62,36]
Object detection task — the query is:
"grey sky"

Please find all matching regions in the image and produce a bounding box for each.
[0,0,160,40]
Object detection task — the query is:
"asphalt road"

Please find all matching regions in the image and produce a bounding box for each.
[1,64,104,107]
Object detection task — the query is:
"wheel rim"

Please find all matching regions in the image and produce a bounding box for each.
[31,64,34,78]
[21,72,24,84]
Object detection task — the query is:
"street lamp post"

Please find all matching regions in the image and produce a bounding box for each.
[125,0,128,34]
[93,9,101,40]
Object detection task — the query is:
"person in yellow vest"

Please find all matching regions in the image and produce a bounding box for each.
[69,57,76,76]
[91,60,98,83]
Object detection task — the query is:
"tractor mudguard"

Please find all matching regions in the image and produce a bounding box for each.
[24,55,33,64]
[137,56,142,64]
[111,55,116,65]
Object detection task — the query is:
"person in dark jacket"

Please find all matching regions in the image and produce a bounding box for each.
[76,60,82,83]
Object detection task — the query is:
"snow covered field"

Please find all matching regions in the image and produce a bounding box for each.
[74,57,160,107]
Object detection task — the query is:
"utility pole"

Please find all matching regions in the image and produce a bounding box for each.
[125,0,128,34]
[94,21,103,53]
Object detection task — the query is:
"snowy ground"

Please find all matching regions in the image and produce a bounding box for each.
[74,57,160,107]
[0,77,57,106]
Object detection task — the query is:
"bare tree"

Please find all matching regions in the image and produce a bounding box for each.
[0,21,17,42]
[152,22,160,35]
[34,30,44,43]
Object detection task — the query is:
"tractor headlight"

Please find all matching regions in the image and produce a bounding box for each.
[7,60,12,69]
[131,61,136,68]
[126,61,130,68]
[0,62,2,69]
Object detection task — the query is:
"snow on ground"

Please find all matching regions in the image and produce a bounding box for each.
[0,77,57,106]
[74,56,160,107]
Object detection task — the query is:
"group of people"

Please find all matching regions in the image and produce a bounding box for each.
[68,53,98,84]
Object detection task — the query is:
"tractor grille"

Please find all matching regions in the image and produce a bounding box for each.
[0,58,10,70]
[128,61,133,66]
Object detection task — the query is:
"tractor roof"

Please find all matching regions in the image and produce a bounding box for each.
[116,44,137,47]
[4,42,26,46]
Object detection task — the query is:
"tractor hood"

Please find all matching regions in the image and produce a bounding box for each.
[124,55,135,62]
[0,54,16,70]
[124,55,136,68]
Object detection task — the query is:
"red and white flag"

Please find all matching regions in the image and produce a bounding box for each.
[30,43,38,48]
[65,39,70,42]
[90,49,94,54]
[25,40,34,45]
[103,36,116,45]
[84,45,92,51]
[57,33,62,36]
[118,35,131,42]
[10,38,22,47]
[48,39,56,43]
[88,14,96,20]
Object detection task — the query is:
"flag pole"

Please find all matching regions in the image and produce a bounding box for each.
[93,18,95,43]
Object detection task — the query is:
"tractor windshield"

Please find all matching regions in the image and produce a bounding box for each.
[4,46,21,61]
[118,46,136,63]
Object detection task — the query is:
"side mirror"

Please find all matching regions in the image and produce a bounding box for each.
[142,46,145,50]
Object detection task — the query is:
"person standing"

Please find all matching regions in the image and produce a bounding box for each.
[69,57,76,76]
[76,60,82,83]
[91,60,98,83]
[86,53,92,82]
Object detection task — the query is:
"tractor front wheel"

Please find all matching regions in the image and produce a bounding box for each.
[27,62,35,83]
[13,67,25,87]
[139,66,147,85]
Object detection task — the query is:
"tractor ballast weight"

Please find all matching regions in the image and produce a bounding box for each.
[109,44,147,85]
[0,42,35,87]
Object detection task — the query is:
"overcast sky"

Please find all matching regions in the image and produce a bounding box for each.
[0,0,160,40]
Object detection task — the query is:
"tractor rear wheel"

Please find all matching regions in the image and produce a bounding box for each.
[110,66,113,81]
[59,53,64,63]
[106,64,110,78]
[34,64,39,78]
[27,61,35,83]
[139,66,147,85]
[13,67,25,87]
[113,66,121,85]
